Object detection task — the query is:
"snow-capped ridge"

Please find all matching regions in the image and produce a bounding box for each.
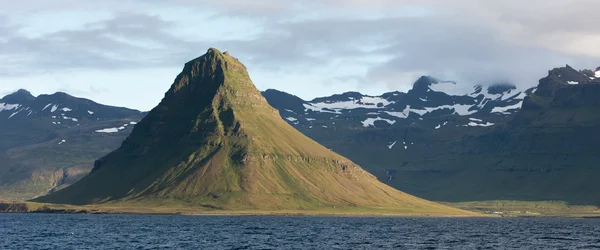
[304,94,395,113]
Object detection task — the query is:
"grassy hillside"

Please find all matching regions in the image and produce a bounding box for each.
[35,48,472,216]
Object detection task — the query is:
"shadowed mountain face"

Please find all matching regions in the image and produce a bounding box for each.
[36,49,464,214]
[0,89,143,200]
[260,65,600,206]
[266,65,600,205]
[448,66,600,205]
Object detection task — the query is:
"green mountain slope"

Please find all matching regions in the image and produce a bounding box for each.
[35,49,468,215]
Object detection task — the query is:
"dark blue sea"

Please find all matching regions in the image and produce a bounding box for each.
[1,214,599,249]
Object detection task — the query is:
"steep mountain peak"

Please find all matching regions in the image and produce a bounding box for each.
[547,65,589,83]
[262,89,307,115]
[162,48,259,109]
[409,76,477,97]
[535,65,593,98]
[1,89,36,103]
[522,65,600,111]
[34,49,468,216]
[411,76,436,93]
[38,91,82,104]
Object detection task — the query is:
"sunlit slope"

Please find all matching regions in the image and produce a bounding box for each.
[36,48,471,215]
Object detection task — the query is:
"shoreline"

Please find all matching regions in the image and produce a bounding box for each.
[3,200,599,218]
[0,200,482,217]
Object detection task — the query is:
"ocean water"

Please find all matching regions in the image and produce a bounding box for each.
[1,214,600,249]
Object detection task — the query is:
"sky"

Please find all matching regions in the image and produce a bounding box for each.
[1,0,599,110]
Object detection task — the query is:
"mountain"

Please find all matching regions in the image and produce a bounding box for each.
[0,89,143,200]
[6,60,599,209]
[263,74,531,157]
[447,65,600,204]
[264,65,600,206]
[35,48,467,215]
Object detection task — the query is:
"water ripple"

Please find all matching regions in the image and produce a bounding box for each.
[1,214,600,249]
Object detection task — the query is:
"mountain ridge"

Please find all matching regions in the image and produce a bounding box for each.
[3,63,600,208]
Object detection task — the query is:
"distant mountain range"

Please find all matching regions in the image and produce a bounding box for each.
[2,65,599,206]
[0,89,144,200]
[265,65,600,205]
[264,75,531,142]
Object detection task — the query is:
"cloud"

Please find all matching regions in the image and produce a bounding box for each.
[216,0,600,90]
[0,12,205,76]
[0,89,13,96]
[1,0,600,96]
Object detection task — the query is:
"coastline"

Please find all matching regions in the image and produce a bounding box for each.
[0,200,482,217]
[4,200,599,218]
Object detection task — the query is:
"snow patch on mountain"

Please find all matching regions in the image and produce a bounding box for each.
[62,116,78,122]
[435,121,449,130]
[305,96,394,113]
[568,81,579,85]
[303,103,341,114]
[467,117,494,127]
[95,128,121,133]
[513,92,527,100]
[491,101,523,115]
[388,141,397,149]
[87,110,94,115]
[385,105,411,119]
[285,117,298,122]
[95,122,135,133]
[470,86,524,102]
[385,104,477,120]
[9,109,22,119]
[421,104,477,116]
[595,70,600,78]
[50,105,59,113]
[43,103,53,111]
[0,103,20,112]
[61,107,72,112]
[467,121,495,127]
[362,117,396,127]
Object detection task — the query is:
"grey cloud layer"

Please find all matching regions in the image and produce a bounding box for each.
[0,13,208,76]
[1,0,599,91]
